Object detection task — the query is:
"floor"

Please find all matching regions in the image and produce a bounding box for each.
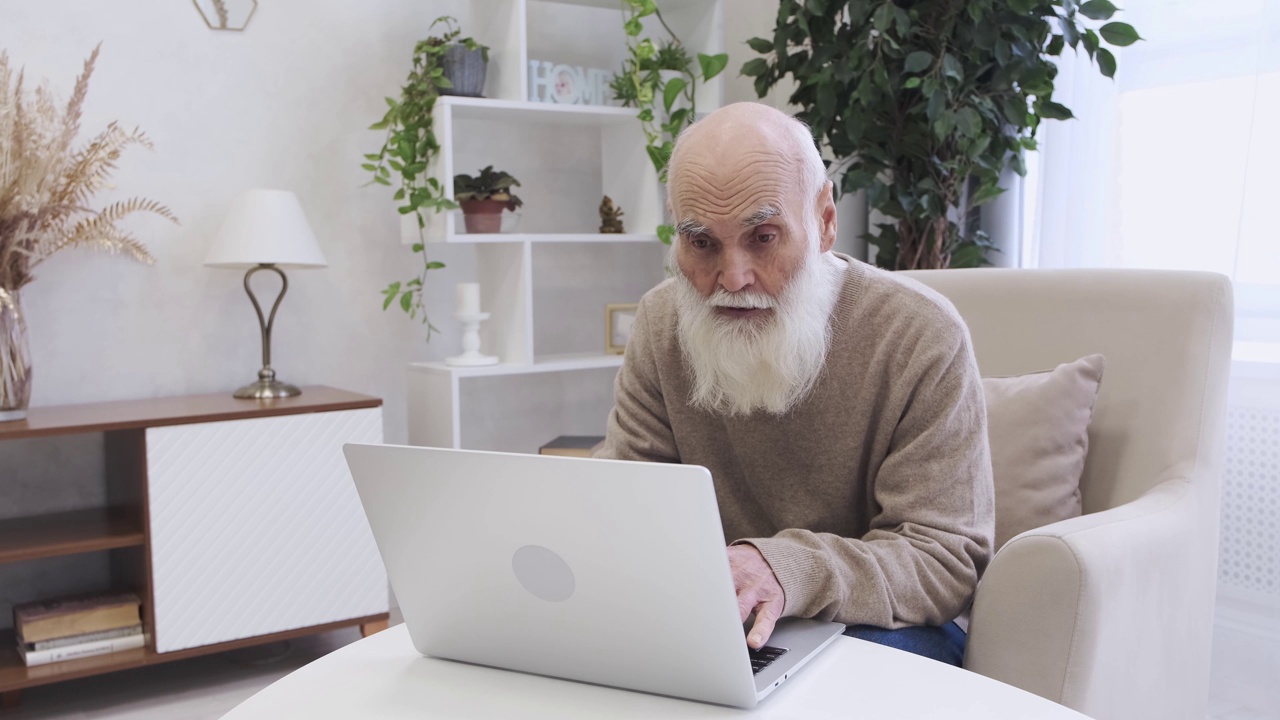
[1,623,1275,719]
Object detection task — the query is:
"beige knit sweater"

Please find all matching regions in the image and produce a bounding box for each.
[597,254,995,629]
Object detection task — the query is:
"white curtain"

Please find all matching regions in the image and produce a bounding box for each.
[1027,0,1280,346]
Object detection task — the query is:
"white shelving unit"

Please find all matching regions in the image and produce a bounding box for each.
[406,0,723,451]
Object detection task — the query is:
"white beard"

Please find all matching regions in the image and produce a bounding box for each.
[673,249,844,417]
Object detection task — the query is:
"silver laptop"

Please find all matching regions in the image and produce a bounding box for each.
[343,443,844,708]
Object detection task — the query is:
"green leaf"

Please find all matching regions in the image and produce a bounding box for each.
[971,184,1005,206]
[397,205,415,214]
[1061,17,1080,48]
[361,163,378,172]
[663,77,687,113]
[746,37,774,54]
[384,97,398,108]
[636,39,656,60]
[624,17,643,36]
[1100,22,1142,46]
[942,54,963,83]
[698,53,729,81]
[368,120,390,131]
[638,108,654,122]
[373,176,392,186]
[399,292,413,313]
[741,58,769,77]
[393,188,405,201]
[1080,0,1118,20]
[903,77,922,89]
[956,107,981,136]
[1039,100,1075,120]
[927,89,947,122]
[1010,152,1027,176]
[657,224,675,245]
[1097,47,1117,78]
[426,261,445,269]
[363,153,381,161]
[903,51,933,74]
[412,243,424,252]
[873,2,893,32]
[1083,29,1099,57]
[1046,34,1065,56]
[817,83,836,118]
[382,282,401,310]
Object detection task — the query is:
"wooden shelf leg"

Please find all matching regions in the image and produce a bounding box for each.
[360,620,389,638]
[1,690,21,710]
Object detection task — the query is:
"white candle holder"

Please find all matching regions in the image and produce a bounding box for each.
[445,312,499,367]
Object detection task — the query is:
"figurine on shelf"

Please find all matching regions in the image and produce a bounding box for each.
[599,196,626,234]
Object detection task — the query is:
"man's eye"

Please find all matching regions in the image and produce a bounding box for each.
[690,237,710,249]
[755,233,776,244]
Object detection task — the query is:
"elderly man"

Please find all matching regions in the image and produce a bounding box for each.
[596,103,995,667]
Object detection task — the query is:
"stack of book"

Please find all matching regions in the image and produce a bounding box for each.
[14,592,144,666]
[538,436,605,458]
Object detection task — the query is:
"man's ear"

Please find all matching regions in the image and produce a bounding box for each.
[817,180,837,253]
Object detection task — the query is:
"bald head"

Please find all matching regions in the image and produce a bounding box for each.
[668,104,827,227]
[666,102,836,301]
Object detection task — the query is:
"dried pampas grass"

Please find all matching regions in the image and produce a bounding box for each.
[0,44,178,291]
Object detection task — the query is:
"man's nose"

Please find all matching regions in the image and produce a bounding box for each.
[717,249,756,293]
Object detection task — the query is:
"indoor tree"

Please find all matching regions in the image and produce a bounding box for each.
[744,0,1139,270]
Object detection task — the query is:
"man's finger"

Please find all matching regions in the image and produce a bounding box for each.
[737,591,758,623]
[746,598,781,650]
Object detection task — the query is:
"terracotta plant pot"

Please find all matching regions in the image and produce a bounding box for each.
[460,199,508,234]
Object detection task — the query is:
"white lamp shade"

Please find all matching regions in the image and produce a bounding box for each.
[204,189,328,268]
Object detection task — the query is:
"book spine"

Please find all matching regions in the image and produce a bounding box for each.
[30,624,143,652]
[20,633,145,667]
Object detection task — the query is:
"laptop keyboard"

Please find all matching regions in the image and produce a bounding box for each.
[749,646,789,675]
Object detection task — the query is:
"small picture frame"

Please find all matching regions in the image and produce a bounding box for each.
[605,304,639,355]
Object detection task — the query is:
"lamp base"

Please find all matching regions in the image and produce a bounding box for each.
[233,369,301,399]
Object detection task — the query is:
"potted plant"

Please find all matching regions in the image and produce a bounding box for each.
[366,16,486,340]
[609,0,728,244]
[744,0,1140,269]
[0,46,177,421]
[454,166,523,234]
[439,23,490,98]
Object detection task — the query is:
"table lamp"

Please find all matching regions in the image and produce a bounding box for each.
[205,189,327,399]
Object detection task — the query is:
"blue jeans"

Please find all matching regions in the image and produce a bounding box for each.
[843,621,966,667]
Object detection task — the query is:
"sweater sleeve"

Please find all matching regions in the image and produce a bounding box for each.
[740,317,995,628]
[595,297,680,463]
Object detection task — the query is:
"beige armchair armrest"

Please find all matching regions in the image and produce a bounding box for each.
[965,477,1215,720]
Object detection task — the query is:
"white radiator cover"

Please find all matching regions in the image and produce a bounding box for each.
[146,408,387,653]
[1222,405,1280,598]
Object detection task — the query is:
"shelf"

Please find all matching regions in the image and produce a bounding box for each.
[445,231,661,244]
[0,509,145,565]
[0,386,380,441]
[0,613,387,693]
[410,352,625,378]
[439,95,638,125]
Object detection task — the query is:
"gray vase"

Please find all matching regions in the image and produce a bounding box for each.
[440,45,488,98]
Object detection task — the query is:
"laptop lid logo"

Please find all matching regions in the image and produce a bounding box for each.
[511,545,576,602]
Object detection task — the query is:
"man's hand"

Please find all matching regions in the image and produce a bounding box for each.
[727,544,785,650]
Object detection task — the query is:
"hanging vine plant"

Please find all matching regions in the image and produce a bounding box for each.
[609,0,728,245]
[744,0,1139,270]
[364,16,487,340]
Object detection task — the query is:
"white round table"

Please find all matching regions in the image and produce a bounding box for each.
[221,624,1091,719]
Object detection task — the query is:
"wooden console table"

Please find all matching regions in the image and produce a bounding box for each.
[0,387,389,708]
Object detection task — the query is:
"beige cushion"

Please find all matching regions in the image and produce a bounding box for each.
[985,354,1106,549]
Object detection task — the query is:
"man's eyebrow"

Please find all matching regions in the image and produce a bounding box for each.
[677,218,710,236]
[742,204,780,227]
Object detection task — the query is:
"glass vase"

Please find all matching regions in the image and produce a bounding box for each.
[0,287,32,422]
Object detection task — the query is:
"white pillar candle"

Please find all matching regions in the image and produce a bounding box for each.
[456,283,482,315]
